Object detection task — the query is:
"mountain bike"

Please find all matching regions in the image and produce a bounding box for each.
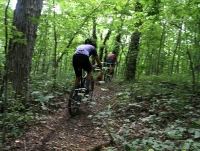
[68,66,97,116]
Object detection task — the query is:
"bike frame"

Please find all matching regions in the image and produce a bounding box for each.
[68,67,95,116]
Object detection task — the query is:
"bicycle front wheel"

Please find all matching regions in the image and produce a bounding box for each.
[68,85,81,116]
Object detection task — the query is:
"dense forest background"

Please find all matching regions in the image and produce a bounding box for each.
[0,0,200,150]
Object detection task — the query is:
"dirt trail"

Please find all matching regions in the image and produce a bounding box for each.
[9,80,120,151]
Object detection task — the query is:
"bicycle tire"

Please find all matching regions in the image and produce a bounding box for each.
[105,69,111,82]
[68,85,82,116]
[90,77,94,91]
[103,70,107,82]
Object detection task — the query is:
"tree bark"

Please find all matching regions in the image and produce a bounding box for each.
[171,24,182,74]
[125,2,142,81]
[156,22,166,75]
[99,30,111,62]
[112,34,121,54]
[125,30,141,80]
[1,0,10,143]
[52,0,57,89]
[6,0,43,105]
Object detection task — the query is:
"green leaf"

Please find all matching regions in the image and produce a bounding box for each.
[39,95,54,102]
[194,131,200,139]
[41,105,48,110]
[31,91,40,95]
[182,143,190,150]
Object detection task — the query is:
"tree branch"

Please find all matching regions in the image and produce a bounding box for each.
[56,6,100,66]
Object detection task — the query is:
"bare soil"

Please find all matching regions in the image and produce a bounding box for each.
[6,79,120,151]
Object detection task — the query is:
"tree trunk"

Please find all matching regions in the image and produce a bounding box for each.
[6,0,43,105]
[125,2,142,81]
[171,24,182,74]
[156,22,166,75]
[125,30,141,80]
[112,34,121,54]
[92,17,97,43]
[52,0,57,90]
[1,0,10,143]
[185,25,195,93]
[186,50,195,93]
[99,30,111,62]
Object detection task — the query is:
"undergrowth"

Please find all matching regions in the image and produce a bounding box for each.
[0,72,74,145]
[91,75,200,151]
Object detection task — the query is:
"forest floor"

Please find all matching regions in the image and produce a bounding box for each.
[3,77,200,151]
[5,78,122,151]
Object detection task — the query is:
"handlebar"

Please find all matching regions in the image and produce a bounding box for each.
[92,65,110,72]
[101,62,117,65]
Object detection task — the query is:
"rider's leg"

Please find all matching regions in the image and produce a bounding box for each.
[85,70,92,90]
[75,76,81,86]
[83,56,92,92]
[73,55,82,87]
[108,66,114,74]
[86,71,92,80]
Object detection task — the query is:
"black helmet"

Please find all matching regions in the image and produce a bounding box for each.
[85,38,93,45]
[112,51,117,54]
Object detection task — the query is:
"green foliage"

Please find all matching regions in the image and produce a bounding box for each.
[91,75,200,150]
[1,0,200,146]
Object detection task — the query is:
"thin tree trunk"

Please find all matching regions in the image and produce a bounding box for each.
[52,0,57,89]
[91,17,98,65]
[156,22,166,75]
[92,17,97,42]
[1,0,10,143]
[185,26,195,93]
[145,41,151,75]
[42,18,49,74]
[171,24,182,74]
[186,50,195,93]
[175,55,180,73]
[99,30,111,61]
[194,20,200,84]
[112,34,121,54]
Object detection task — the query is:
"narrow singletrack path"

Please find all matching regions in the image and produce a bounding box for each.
[9,79,121,151]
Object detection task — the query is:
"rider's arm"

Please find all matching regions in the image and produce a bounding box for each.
[94,56,102,67]
[90,47,102,67]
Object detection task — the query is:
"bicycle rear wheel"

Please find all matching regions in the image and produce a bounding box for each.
[103,67,109,82]
[68,85,82,116]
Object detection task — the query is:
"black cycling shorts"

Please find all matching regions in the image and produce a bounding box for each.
[73,55,92,77]
[106,57,115,67]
